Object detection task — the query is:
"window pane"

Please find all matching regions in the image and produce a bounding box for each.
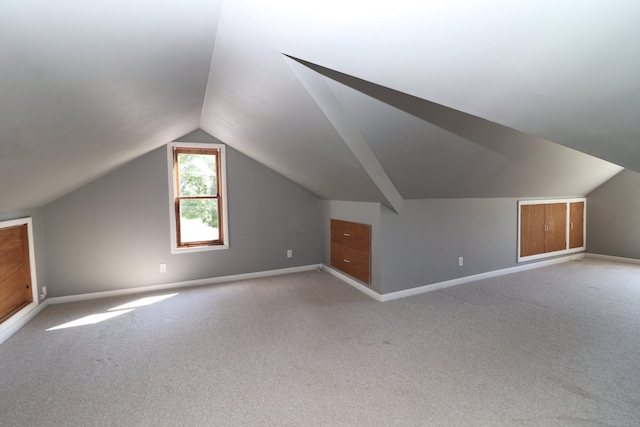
[177,153,217,197]
[179,199,219,243]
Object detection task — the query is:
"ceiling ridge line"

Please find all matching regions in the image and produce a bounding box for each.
[284,55,404,214]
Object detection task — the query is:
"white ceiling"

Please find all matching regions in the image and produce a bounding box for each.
[2,0,637,213]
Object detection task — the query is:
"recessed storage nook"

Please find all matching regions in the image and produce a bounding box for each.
[330,219,371,284]
[518,199,586,262]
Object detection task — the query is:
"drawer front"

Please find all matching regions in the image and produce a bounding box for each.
[331,243,370,284]
[331,219,371,254]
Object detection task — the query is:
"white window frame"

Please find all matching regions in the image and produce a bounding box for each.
[167,142,229,254]
[517,198,586,262]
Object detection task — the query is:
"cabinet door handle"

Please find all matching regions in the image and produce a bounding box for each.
[343,233,351,237]
[343,259,351,263]
[570,222,574,230]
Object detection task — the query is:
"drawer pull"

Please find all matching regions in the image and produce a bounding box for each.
[343,233,351,237]
[343,259,351,263]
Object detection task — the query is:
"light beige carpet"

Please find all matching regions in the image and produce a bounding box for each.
[1,259,639,426]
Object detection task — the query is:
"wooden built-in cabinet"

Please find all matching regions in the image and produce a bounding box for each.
[330,219,371,284]
[569,201,584,249]
[518,199,586,262]
[520,203,566,257]
[0,223,33,324]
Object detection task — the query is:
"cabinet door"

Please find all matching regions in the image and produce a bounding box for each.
[331,243,370,284]
[545,203,567,253]
[520,204,545,257]
[0,224,33,323]
[569,201,584,249]
[330,219,371,253]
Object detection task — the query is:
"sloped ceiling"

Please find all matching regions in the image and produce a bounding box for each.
[2,0,638,213]
[201,0,634,208]
[0,1,222,212]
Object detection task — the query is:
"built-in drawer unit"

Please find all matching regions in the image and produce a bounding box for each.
[330,219,371,284]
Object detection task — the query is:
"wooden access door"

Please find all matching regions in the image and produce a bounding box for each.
[569,201,585,249]
[520,202,567,257]
[0,224,33,323]
[520,204,546,257]
[544,203,567,253]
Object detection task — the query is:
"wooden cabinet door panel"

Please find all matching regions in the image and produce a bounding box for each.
[520,204,545,257]
[569,202,584,249]
[0,268,28,317]
[520,200,584,260]
[331,243,370,284]
[330,219,371,253]
[0,224,32,323]
[330,219,371,284]
[545,203,567,253]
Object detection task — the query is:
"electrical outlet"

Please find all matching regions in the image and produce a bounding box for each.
[287,250,293,258]
[458,257,463,267]
[42,286,47,296]
[160,263,167,273]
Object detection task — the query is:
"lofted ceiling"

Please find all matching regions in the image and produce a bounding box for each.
[2,0,638,213]
[0,0,222,212]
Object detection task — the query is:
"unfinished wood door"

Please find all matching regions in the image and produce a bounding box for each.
[520,204,546,257]
[544,203,567,253]
[569,201,585,249]
[0,224,33,323]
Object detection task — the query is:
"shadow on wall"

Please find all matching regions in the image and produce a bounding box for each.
[288,56,584,163]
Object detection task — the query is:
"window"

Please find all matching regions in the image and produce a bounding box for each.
[168,142,228,253]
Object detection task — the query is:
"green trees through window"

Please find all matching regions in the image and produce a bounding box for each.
[174,147,223,247]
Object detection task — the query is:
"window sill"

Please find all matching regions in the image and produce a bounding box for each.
[171,243,229,255]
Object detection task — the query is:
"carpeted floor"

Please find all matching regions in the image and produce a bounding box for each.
[1,259,639,426]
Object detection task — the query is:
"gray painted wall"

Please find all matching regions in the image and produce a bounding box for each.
[587,169,640,260]
[37,126,606,300]
[0,208,47,299]
[43,133,322,297]
[322,198,584,296]
[380,199,519,294]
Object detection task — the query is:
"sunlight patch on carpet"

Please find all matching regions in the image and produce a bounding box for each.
[47,293,179,331]
[47,310,134,331]
[108,293,179,311]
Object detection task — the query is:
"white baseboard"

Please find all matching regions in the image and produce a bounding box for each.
[48,264,321,305]
[325,253,586,302]
[0,300,50,345]
[322,265,382,301]
[585,253,640,265]
[380,253,585,301]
